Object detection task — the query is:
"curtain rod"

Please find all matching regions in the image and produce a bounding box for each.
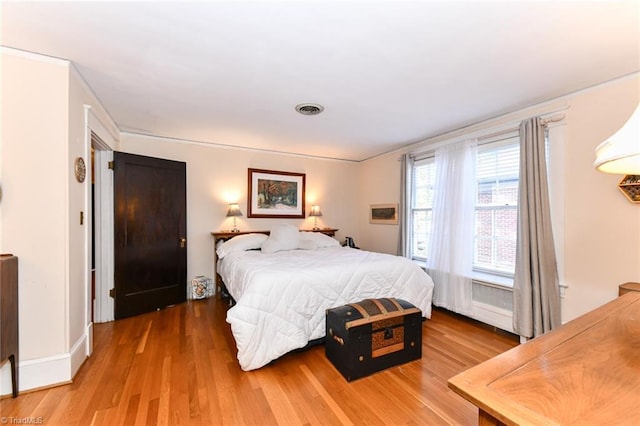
[477,113,565,142]
[410,111,566,159]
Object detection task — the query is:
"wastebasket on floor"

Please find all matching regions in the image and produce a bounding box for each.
[191,275,214,299]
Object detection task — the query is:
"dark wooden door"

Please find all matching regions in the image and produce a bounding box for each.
[113,152,187,319]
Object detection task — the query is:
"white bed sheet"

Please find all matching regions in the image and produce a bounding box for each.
[217,246,435,371]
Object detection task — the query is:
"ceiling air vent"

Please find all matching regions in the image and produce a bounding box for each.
[295,103,324,116]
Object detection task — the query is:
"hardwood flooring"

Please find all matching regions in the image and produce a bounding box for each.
[1,297,518,425]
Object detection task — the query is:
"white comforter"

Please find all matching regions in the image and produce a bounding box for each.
[218,246,435,371]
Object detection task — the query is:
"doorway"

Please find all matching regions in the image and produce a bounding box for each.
[113,152,187,319]
[91,133,114,323]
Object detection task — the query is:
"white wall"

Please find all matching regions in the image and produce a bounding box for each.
[67,65,118,373]
[357,153,403,254]
[1,49,69,361]
[0,48,117,394]
[118,134,361,282]
[561,75,640,320]
[358,73,640,324]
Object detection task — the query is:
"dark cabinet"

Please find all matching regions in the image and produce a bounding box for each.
[0,254,18,397]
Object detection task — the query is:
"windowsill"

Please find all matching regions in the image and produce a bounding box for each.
[412,260,514,289]
[471,271,513,289]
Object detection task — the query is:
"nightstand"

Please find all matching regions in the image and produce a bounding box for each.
[619,282,640,296]
[301,228,338,237]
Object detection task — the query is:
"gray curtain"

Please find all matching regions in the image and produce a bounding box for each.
[513,117,561,338]
[398,153,413,257]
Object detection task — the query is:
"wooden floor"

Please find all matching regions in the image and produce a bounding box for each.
[1,296,518,425]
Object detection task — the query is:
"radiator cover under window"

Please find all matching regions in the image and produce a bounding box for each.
[472,281,513,311]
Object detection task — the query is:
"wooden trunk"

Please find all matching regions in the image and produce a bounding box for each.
[325,298,422,381]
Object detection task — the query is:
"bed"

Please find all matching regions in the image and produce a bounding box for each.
[215,224,435,371]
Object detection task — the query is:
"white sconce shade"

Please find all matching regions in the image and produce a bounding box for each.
[594,104,640,174]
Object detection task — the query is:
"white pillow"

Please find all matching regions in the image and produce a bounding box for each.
[261,224,301,254]
[216,233,268,259]
[297,239,319,250]
[299,232,340,248]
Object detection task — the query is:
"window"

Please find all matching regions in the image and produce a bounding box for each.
[409,136,521,278]
[474,138,519,276]
[411,157,435,261]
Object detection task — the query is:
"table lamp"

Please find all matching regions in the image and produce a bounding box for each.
[309,205,322,230]
[226,203,243,233]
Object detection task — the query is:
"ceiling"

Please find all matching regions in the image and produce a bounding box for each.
[2,1,639,162]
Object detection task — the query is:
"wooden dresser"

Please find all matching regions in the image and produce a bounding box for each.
[0,254,19,397]
[448,292,640,425]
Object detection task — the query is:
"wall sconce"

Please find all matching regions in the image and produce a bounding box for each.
[226,203,243,233]
[309,205,322,230]
[595,103,640,204]
[594,103,640,174]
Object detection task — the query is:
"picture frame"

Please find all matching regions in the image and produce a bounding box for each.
[369,203,398,224]
[247,168,306,218]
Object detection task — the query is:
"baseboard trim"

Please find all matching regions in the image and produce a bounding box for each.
[1,353,71,396]
[70,329,90,378]
[0,328,91,396]
[86,322,94,357]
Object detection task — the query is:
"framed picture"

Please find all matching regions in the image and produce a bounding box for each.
[248,168,306,218]
[369,203,398,224]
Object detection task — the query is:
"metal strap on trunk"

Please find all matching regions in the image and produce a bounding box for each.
[349,302,370,318]
[388,298,404,312]
[346,298,420,329]
[348,298,400,318]
[371,298,388,314]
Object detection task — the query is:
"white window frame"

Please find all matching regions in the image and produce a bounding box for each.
[410,156,435,262]
[473,136,520,280]
[407,136,523,286]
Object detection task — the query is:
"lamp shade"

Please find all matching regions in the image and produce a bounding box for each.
[309,205,322,217]
[226,203,243,217]
[594,103,640,174]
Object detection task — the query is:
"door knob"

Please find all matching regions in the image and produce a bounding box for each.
[180,237,187,248]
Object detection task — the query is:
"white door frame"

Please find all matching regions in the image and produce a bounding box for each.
[84,106,116,327]
[92,148,114,323]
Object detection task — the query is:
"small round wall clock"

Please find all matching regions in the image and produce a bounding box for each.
[74,157,87,182]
